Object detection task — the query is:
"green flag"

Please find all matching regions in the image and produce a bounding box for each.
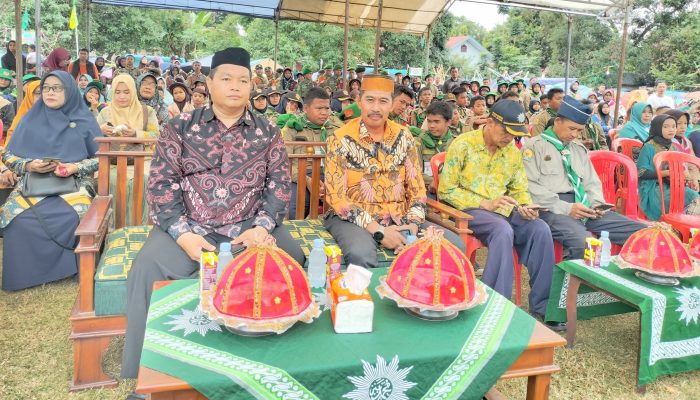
[69,1,78,30]
[21,10,29,30]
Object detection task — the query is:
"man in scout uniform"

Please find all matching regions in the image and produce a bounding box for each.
[296,66,315,99]
[355,66,366,81]
[483,77,492,87]
[410,87,433,128]
[0,68,15,99]
[264,66,275,86]
[517,78,531,110]
[252,64,268,87]
[394,71,403,85]
[578,99,608,151]
[323,74,465,268]
[424,74,439,98]
[416,101,458,195]
[444,95,466,135]
[325,66,340,91]
[453,87,471,125]
[389,85,414,127]
[281,87,341,218]
[522,96,646,263]
[469,80,480,97]
[186,61,207,90]
[479,84,491,97]
[465,95,489,131]
[347,67,356,81]
[531,88,564,136]
[439,99,560,329]
[497,79,508,96]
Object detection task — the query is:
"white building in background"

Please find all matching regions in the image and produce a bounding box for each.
[446,36,492,67]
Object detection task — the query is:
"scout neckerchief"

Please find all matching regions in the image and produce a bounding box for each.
[421,128,454,150]
[546,107,557,118]
[300,114,328,142]
[541,127,590,217]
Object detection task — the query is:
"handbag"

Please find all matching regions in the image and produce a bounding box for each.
[21,171,79,197]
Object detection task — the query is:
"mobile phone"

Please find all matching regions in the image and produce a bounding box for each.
[106,122,113,127]
[42,158,60,163]
[400,230,411,239]
[595,204,615,212]
[520,204,546,211]
[231,244,246,255]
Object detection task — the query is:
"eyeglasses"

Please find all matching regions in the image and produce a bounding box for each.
[42,85,65,93]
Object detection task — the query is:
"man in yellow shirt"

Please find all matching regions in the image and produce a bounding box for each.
[438,100,561,330]
[324,74,464,268]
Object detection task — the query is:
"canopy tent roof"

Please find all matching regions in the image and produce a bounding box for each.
[90,0,627,33]
[90,0,455,34]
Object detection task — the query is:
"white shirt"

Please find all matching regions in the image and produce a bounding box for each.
[646,93,675,109]
[26,52,36,65]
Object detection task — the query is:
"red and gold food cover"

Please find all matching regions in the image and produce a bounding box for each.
[617,223,700,277]
[689,230,700,261]
[201,237,320,334]
[376,227,487,312]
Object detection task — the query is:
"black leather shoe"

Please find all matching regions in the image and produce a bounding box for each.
[531,312,567,332]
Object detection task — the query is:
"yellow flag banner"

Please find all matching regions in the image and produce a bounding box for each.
[69,3,78,30]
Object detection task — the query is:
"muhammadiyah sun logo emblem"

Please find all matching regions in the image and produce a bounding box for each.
[343,355,416,400]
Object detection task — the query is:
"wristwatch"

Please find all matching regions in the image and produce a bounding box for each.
[372,225,385,243]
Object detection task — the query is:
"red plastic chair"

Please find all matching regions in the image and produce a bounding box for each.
[653,151,700,242]
[589,150,642,220]
[610,137,643,160]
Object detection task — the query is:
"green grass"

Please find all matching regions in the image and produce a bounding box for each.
[1,245,699,399]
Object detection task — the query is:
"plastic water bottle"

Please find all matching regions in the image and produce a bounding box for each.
[308,239,327,288]
[599,231,612,267]
[217,242,234,280]
[406,235,417,245]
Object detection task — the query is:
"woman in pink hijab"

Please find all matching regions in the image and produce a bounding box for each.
[42,48,71,73]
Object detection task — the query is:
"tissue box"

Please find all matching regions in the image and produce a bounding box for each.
[328,274,374,334]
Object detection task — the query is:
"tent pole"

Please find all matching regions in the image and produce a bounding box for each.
[343,0,349,86]
[35,0,42,77]
[424,24,432,75]
[614,0,630,127]
[87,1,91,51]
[273,15,279,72]
[564,14,572,93]
[373,0,383,70]
[14,0,23,105]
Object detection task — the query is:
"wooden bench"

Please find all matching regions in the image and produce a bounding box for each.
[69,138,473,391]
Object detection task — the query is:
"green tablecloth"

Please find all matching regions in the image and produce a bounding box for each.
[141,268,535,400]
[546,259,700,386]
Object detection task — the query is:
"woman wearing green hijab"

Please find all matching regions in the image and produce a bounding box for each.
[619,101,653,141]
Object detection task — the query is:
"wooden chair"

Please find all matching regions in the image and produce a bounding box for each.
[71,137,157,391]
[285,141,473,267]
[429,152,526,305]
[653,151,700,242]
[70,138,473,391]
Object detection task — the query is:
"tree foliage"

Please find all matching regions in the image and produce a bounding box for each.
[1,0,698,88]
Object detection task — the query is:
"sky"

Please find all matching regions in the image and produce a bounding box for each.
[448,2,509,31]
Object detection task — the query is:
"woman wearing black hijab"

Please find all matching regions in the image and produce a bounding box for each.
[1,40,26,76]
[1,71,101,290]
[637,114,700,221]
